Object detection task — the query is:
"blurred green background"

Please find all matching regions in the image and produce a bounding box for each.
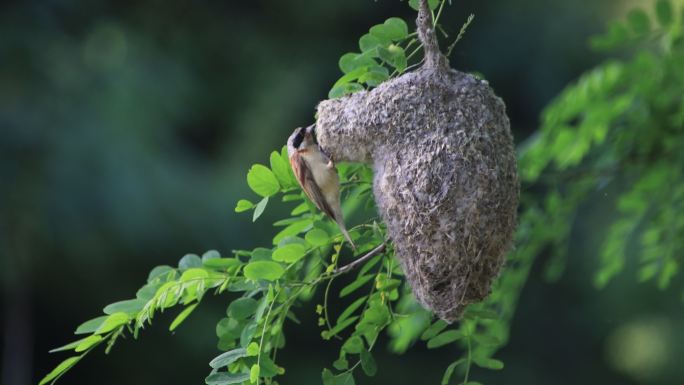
[1,0,681,384]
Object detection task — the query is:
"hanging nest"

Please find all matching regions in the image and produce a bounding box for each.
[315,0,518,322]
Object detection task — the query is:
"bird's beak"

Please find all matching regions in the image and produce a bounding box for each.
[305,124,316,136]
[305,124,317,143]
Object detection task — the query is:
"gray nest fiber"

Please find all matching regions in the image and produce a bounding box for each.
[315,0,518,322]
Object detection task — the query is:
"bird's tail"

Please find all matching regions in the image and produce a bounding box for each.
[337,221,356,251]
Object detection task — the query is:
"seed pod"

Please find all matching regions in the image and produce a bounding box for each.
[315,0,518,322]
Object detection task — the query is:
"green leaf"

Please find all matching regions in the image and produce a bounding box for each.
[290,202,309,216]
[205,372,251,385]
[169,303,198,331]
[464,309,499,320]
[209,347,248,368]
[270,150,295,189]
[655,0,673,26]
[358,255,382,276]
[250,364,260,383]
[244,261,285,281]
[282,193,301,202]
[252,197,269,222]
[340,275,374,297]
[240,321,258,347]
[259,355,281,377]
[360,349,377,376]
[250,247,273,261]
[273,217,307,227]
[272,218,314,244]
[441,359,465,385]
[246,342,260,356]
[358,66,389,87]
[74,335,102,352]
[74,315,109,335]
[333,356,349,370]
[427,330,463,348]
[338,52,378,74]
[359,33,388,53]
[627,9,650,35]
[369,17,409,41]
[278,234,307,247]
[342,336,364,354]
[473,334,502,347]
[216,317,242,339]
[50,337,90,353]
[322,316,359,340]
[203,258,241,270]
[378,45,407,72]
[272,243,307,263]
[103,299,146,315]
[375,276,401,291]
[322,369,356,385]
[147,265,175,283]
[638,262,659,282]
[329,82,365,99]
[228,298,259,320]
[247,164,280,197]
[39,356,82,385]
[357,301,390,332]
[658,258,677,289]
[337,296,368,325]
[589,21,630,51]
[235,199,254,213]
[473,357,504,370]
[95,312,129,335]
[305,228,329,246]
[421,319,448,340]
[202,250,221,261]
[333,66,370,88]
[180,267,209,282]
[409,0,440,11]
[179,254,202,271]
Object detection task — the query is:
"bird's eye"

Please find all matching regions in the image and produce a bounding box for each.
[292,131,304,149]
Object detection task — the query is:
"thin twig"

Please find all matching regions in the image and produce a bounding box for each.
[446,14,475,58]
[333,243,387,275]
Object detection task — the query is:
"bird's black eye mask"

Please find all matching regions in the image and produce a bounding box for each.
[292,127,305,149]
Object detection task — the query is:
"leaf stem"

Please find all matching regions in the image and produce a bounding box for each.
[434,0,447,27]
[323,275,336,333]
[462,336,472,385]
[257,287,278,385]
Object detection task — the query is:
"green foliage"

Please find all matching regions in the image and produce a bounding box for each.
[330,17,409,98]
[330,0,472,99]
[41,1,684,385]
[522,0,684,290]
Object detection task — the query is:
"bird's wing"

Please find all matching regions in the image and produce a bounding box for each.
[290,152,336,220]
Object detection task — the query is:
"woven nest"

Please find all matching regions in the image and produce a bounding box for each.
[315,0,518,322]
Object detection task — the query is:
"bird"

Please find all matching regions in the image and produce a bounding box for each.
[287,124,356,250]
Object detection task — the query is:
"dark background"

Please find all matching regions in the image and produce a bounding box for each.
[1,1,681,384]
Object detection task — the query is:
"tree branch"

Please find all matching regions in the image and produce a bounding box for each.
[417,0,447,69]
[333,243,387,275]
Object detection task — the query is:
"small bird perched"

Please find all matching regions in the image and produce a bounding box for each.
[287,125,356,250]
